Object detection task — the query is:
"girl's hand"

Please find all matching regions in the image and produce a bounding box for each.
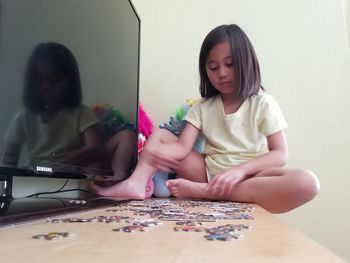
[206,167,247,197]
[141,148,181,173]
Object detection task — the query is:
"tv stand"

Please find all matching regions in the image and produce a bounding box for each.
[0,171,126,227]
[0,172,13,201]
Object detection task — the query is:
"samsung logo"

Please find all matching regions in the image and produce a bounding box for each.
[36,166,53,173]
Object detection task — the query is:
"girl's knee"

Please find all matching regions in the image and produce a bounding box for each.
[294,168,320,201]
[146,129,178,151]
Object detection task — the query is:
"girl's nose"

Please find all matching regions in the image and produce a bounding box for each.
[218,67,228,78]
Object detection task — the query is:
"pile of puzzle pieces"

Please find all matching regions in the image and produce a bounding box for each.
[33,199,254,242]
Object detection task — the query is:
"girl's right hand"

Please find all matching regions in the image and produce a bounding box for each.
[141,148,181,173]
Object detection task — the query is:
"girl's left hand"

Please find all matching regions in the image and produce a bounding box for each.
[206,167,247,197]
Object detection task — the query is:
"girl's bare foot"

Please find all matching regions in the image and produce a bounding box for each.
[90,178,147,200]
[166,178,208,199]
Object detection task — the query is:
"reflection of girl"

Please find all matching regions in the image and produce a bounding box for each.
[2,42,136,180]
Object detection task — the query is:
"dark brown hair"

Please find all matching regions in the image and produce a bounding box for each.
[23,42,82,113]
[199,24,263,100]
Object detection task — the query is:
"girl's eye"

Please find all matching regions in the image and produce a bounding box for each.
[208,67,218,71]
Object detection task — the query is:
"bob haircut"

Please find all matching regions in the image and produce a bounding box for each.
[199,24,262,100]
[23,42,82,113]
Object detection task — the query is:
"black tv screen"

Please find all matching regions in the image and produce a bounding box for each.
[0,0,140,197]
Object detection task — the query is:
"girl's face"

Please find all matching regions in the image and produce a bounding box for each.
[205,40,235,97]
[33,60,69,111]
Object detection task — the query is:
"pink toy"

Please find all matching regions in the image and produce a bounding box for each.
[138,133,146,154]
[138,104,153,139]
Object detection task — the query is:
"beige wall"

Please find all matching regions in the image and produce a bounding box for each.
[132,0,350,261]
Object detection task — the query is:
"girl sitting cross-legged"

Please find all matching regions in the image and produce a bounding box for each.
[91,24,320,214]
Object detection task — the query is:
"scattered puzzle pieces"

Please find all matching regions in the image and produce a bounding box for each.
[32,232,74,241]
[43,199,254,241]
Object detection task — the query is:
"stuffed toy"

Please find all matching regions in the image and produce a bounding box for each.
[159,99,196,137]
[137,104,154,153]
[137,104,155,198]
[138,104,153,139]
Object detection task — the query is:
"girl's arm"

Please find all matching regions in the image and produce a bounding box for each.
[143,123,200,171]
[237,130,288,176]
[207,130,288,196]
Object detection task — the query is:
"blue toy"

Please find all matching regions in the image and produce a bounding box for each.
[152,171,176,198]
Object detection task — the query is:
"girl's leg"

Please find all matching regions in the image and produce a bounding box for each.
[227,167,320,213]
[166,150,208,198]
[167,167,320,213]
[91,129,184,198]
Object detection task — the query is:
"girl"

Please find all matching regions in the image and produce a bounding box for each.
[2,42,136,181]
[91,24,319,213]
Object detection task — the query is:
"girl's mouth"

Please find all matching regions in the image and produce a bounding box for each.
[219,80,231,86]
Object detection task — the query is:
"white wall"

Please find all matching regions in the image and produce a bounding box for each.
[132,0,350,261]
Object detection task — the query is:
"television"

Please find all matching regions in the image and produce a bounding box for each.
[0,0,140,225]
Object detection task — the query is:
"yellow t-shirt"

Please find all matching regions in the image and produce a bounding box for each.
[184,92,288,176]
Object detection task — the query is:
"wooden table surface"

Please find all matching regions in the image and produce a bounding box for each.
[0,199,345,263]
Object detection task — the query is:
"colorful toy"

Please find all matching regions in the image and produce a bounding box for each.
[137,133,146,154]
[137,104,154,155]
[159,99,197,137]
[138,104,154,139]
